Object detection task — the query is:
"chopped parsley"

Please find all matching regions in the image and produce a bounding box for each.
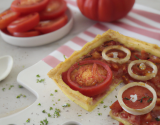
[50,93,54,96]
[62,103,70,107]
[98,113,102,116]
[63,55,67,59]
[37,79,45,83]
[58,99,60,101]
[2,88,5,91]
[18,85,23,88]
[55,90,58,92]
[36,74,40,77]
[50,107,53,110]
[26,118,30,123]
[115,96,117,98]
[38,103,41,106]
[134,55,140,60]
[123,97,130,100]
[155,117,160,121]
[48,113,51,117]
[42,110,46,113]
[53,108,61,118]
[100,101,104,104]
[9,85,14,90]
[40,118,48,125]
[147,97,153,103]
[16,94,26,98]
[78,115,81,117]
[103,105,108,108]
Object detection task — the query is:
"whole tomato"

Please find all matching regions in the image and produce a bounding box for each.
[77,0,135,22]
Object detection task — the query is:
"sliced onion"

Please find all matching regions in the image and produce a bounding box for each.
[102,45,131,64]
[128,60,158,81]
[118,82,157,115]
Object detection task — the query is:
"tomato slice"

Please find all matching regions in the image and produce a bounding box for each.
[63,60,112,97]
[11,0,49,14]
[12,30,40,37]
[0,9,20,29]
[7,12,39,34]
[35,14,68,34]
[39,0,67,20]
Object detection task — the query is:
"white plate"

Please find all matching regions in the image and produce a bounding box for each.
[0,60,120,125]
[0,8,73,47]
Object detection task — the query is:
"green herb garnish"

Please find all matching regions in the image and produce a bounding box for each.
[55,90,58,92]
[42,110,46,113]
[9,85,14,90]
[40,118,48,125]
[48,113,51,117]
[147,97,153,103]
[98,113,102,116]
[155,117,160,121]
[53,108,61,118]
[115,96,117,98]
[36,74,40,77]
[38,103,41,106]
[103,105,108,108]
[78,115,81,116]
[50,107,53,110]
[37,79,45,83]
[62,103,70,107]
[134,55,140,60]
[123,97,130,100]
[2,88,5,91]
[18,85,23,88]
[63,55,67,59]
[50,93,54,96]
[26,118,30,123]
[100,101,104,104]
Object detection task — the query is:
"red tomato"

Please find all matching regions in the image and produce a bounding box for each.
[77,0,135,22]
[35,14,68,34]
[12,30,40,37]
[11,0,49,14]
[63,60,112,97]
[0,9,20,29]
[7,12,39,34]
[39,0,67,20]
[119,122,124,125]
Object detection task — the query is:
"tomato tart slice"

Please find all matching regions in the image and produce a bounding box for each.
[48,29,160,112]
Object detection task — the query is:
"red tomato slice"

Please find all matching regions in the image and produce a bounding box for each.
[11,0,49,14]
[0,9,20,29]
[39,0,67,20]
[63,60,112,97]
[35,14,68,34]
[7,12,39,34]
[12,30,40,37]
[110,100,123,112]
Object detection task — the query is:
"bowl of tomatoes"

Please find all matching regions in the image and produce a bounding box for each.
[0,0,73,47]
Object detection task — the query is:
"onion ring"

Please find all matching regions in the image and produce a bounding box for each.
[128,60,158,81]
[102,45,131,64]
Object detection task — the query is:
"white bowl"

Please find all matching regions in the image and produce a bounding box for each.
[0,8,73,47]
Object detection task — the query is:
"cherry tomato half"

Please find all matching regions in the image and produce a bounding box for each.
[12,30,40,37]
[35,14,67,34]
[63,60,113,97]
[0,9,20,29]
[11,0,49,14]
[39,0,67,20]
[7,12,39,34]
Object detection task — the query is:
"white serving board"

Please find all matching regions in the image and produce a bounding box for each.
[0,60,124,125]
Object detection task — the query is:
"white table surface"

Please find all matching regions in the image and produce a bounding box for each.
[0,0,160,123]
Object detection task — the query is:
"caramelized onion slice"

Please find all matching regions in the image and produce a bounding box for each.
[102,45,131,64]
[128,60,158,81]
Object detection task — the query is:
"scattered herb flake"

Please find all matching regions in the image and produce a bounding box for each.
[55,90,58,92]
[50,93,54,96]
[40,118,48,125]
[123,97,130,100]
[147,97,153,103]
[26,118,30,123]
[155,117,160,121]
[98,113,102,116]
[63,55,66,59]
[115,96,117,98]
[37,79,45,83]
[48,113,51,117]
[100,101,104,104]
[78,115,81,116]
[36,74,40,77]
[62,103,70,107]
[38,103,41,106]
[42,110,46,113]
[53,104,55,106]
[2,88,5,91]
[54,108,61,118]
[134,55,140,60]
[23,95,26,97]
[58,99,60,101]
[18,85,23,88]
[103,105,108,108]
[9,85,14,90]
[50,107,53,110]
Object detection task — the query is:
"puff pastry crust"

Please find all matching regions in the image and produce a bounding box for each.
[47,29,160,112]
